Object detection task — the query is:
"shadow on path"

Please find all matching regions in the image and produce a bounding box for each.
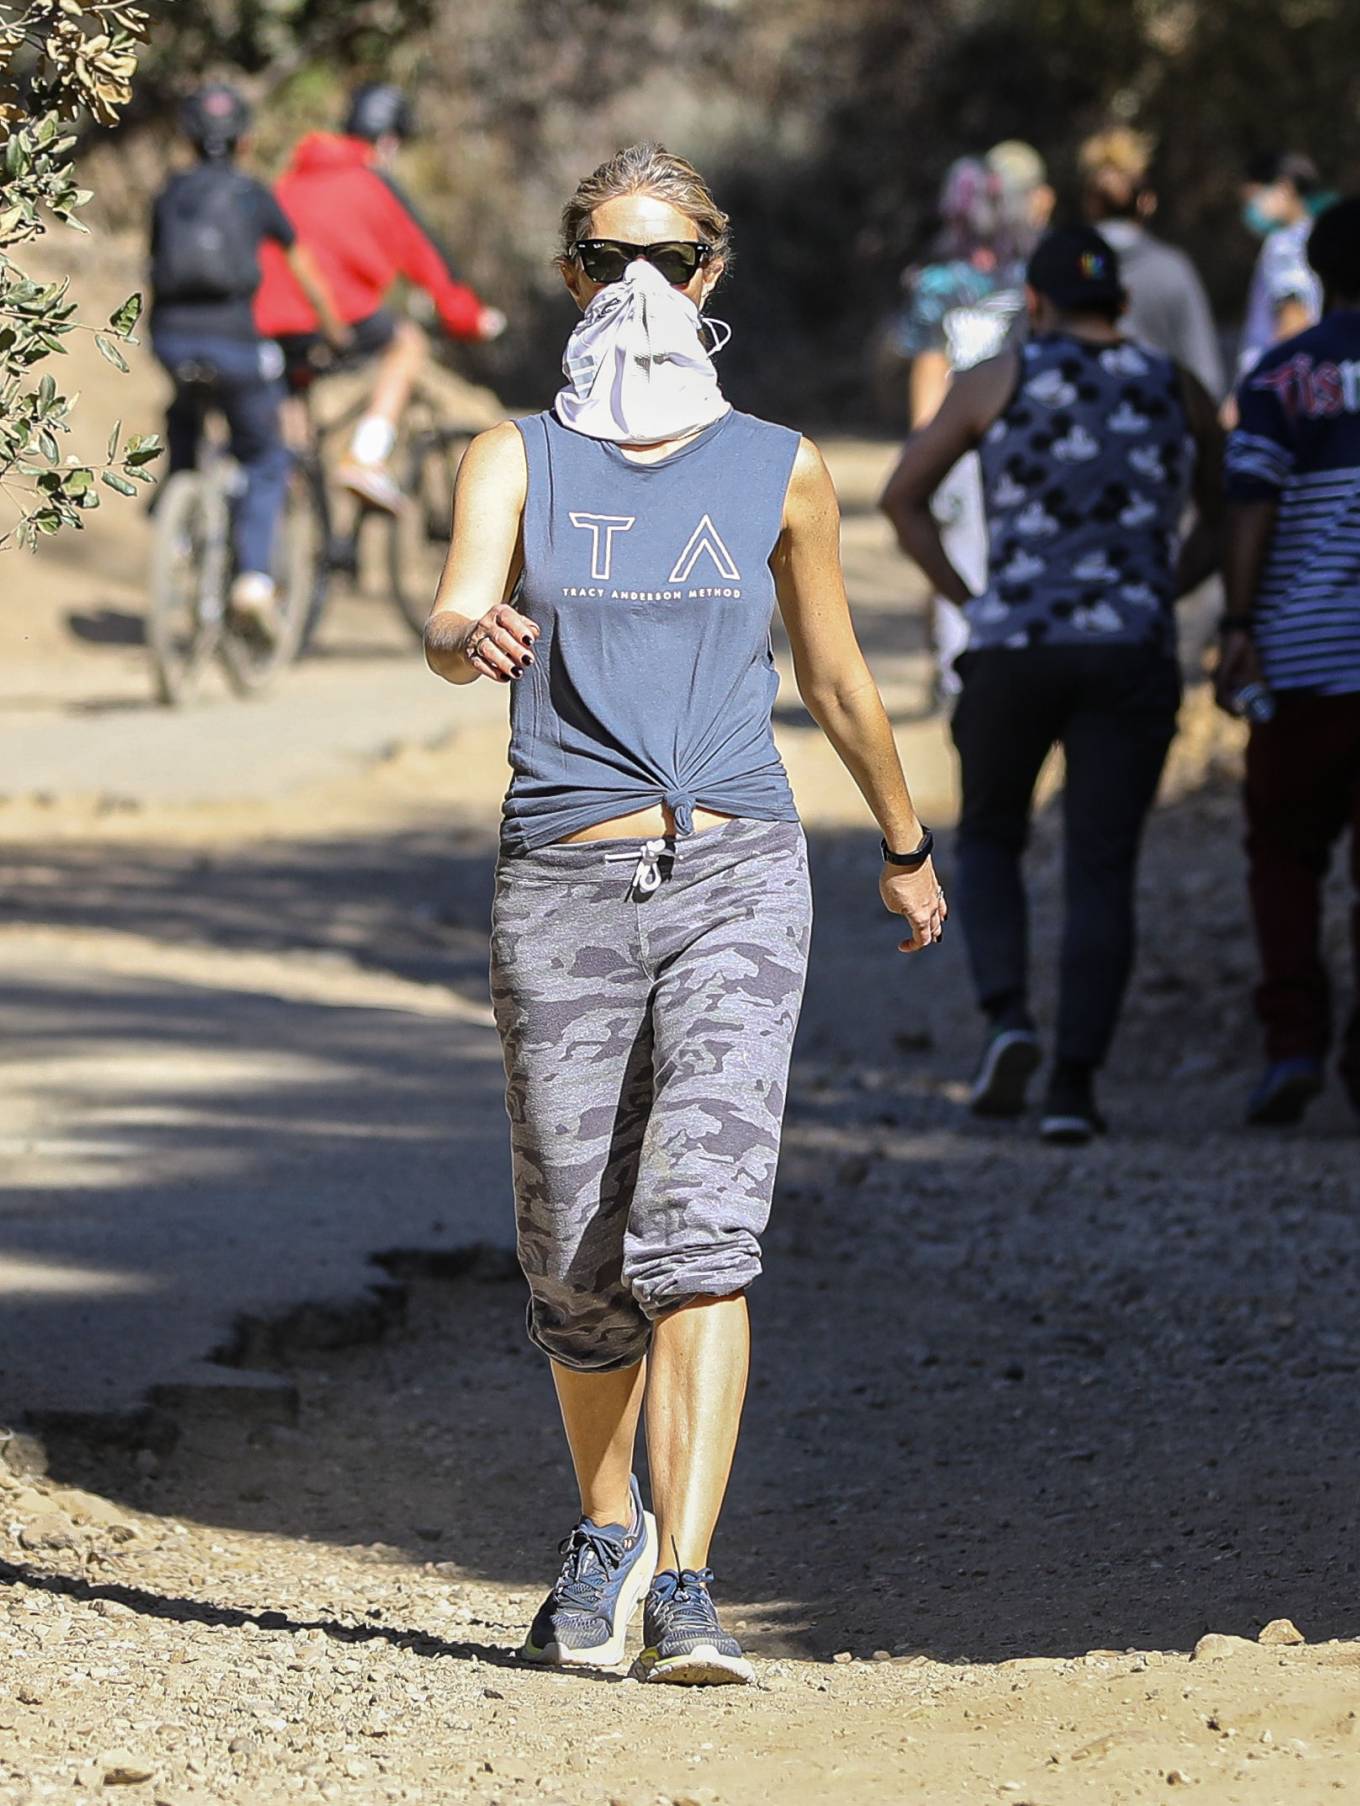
[6,788,1359,1666]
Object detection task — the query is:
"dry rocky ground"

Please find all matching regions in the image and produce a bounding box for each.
[3,694,1359,1806]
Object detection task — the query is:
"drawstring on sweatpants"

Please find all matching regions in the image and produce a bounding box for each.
[605,836,670,897]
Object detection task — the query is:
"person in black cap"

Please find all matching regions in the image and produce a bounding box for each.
[881,224,1224,1141]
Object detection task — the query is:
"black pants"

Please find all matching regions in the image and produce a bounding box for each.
[951,645,1180,1068]
[152,329,290,576]
[1244,691,1360,1062]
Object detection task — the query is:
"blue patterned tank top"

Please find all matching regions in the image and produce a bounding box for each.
[501,408,803,854]
[970,333,1192,654]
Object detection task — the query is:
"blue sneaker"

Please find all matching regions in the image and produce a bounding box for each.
[1247,1056,1324,1127]
[631,1567,754,1686]
[519,1476,657,1668]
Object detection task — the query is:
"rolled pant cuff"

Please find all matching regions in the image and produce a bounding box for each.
[527,1309,650,1375]
[630,1257,763,1321]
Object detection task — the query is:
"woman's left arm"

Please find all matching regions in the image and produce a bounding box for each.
[773,438,946,953]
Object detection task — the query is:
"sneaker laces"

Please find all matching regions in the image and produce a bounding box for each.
[651,1566,719,1633]
[550,1523,629,1610]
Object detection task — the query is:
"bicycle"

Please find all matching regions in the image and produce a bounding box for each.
[287,345,481,649]
[147,366,317,707]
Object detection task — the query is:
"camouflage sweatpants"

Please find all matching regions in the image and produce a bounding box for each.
[490,817,812,1372]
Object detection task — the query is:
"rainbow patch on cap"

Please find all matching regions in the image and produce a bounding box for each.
[1080,251,1107,278]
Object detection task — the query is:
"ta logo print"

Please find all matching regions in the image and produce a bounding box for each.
[568,512,741,584]
[667,515,740,583]
[568,513,635,581]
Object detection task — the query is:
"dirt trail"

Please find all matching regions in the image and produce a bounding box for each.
[3,247,1360,1802]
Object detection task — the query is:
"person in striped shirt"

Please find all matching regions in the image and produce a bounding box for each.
[1220,197,1360,1126]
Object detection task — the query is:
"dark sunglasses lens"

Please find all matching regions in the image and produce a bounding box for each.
[578,243,630,284]
[647,244,701,285]
[577,245,632,287]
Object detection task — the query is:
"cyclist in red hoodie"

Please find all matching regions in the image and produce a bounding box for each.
[256,84,505,513]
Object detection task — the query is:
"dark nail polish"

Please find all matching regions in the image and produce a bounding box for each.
[510,667,522,678]
[523,654,534,665]
[522,635,533,647]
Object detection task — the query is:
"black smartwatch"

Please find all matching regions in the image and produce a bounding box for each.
[881,828,934,869]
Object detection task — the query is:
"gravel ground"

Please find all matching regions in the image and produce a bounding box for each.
[3,687,1360,1805]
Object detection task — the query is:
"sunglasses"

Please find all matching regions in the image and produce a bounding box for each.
[572,238,713,288]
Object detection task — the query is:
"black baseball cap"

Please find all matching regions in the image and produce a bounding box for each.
[1026,225,1126,314]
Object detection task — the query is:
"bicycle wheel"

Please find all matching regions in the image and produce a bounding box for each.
[294,451,335,656]
[220,467,314,695]
[386,426,471,638]
[147,470,227,707]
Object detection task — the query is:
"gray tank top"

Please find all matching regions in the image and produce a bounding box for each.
[501,407,803,854]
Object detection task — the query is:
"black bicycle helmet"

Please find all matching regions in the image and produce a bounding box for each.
[344,83,414,143]
[180,84,251,158]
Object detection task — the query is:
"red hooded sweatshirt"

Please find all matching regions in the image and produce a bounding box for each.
[255,133,484,338]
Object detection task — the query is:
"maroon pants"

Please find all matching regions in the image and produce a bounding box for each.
[1244,691,1360,1061]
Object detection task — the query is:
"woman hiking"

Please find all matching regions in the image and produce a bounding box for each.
[425,143,942,1685]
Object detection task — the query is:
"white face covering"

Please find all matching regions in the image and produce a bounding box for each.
[555,257,731,447]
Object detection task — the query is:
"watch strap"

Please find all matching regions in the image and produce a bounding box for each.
[881,828,933,868]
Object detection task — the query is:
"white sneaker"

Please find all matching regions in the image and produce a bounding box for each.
[338,456,406,515]
[228,572,281,648]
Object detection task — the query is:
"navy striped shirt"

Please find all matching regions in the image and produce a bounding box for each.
[1225,311,1360,694]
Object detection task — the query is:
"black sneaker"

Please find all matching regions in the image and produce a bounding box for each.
[631,1567,754,1686]
[969,1028,1042,1117]
[1246,1056,1325,1127]
[1039,1071,1107,1145]
[519,1475,657,1669]
[1341,1045,1360,1120]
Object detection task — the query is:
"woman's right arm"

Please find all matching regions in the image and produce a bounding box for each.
[424,422,538,686]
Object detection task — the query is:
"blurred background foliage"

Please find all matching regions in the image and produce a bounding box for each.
[0,0,158,548]
[91,0,1360,420]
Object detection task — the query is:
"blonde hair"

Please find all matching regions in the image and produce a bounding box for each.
[557,142,732,270]
[1079,126,1154,182]
[1079,127,1155,216]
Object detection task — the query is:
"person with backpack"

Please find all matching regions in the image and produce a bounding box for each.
[150,84,348,642]
[255,84,506,516]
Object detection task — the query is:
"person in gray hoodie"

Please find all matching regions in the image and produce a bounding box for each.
[1080,127,1224,401]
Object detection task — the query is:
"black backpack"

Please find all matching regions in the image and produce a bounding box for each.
[152,165,263,305]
